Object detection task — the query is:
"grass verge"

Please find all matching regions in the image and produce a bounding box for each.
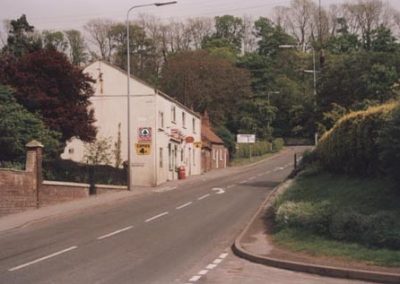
[272,172,400,267]
[230,152,275,167]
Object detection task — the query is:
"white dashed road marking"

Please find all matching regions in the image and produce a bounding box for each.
[187,252,229,282]
[97,226,133,240]
[145,212,169,223]
[176,202,192,210]
[9,246,78,272]
[212,188,225,194]
[198,194,210,200]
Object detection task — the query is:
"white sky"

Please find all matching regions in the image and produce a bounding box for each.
[1,0,400,31]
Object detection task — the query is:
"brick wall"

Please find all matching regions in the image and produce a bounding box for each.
[40,181,127,206]
[0,169,37,216]
[0,140,128,218]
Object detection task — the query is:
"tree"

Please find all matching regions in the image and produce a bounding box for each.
[83,136,112,165]
[2,14,41,57]
[0,49,96,143]
[65,29,88,65]
[254,17,297,57]
[0,84,61,162]
[41,30,68,52]
[84,18,115,62]
[160,50,252,126]
[203,15,244,53]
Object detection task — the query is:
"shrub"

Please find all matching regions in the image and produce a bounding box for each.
[275,201,333,234]
[316,102,397,176]
[43,159,127,185]
[377,104,400,184]
[234,141,272,159]
[272,138,285,152]
[330,210,400,249]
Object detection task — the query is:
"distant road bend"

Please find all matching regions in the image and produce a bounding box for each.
[0,146,307,284]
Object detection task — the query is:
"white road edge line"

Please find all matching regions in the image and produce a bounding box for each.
[97,226,133,240]
[198,270,208,275]
[9,246,78,272]
[226,184,235,189]
[206,263,217,270]
[145,212,169,223]
[198,194,210,200]
[189,275,202,282]
[213,258,223,264]
[219,252,229,259]
[176,202,192,210]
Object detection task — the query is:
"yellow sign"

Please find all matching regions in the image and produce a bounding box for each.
[194,142,202,148]
[136,143,151,155]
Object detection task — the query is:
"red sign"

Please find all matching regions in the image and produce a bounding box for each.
[185,136,194,143]
[138,127,152,142]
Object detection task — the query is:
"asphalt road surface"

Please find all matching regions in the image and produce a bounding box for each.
[0,146,309,284]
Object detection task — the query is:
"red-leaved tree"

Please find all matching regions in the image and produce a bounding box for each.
[0,49,96,142]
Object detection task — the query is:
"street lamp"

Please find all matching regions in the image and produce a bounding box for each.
[279,44,319,146]
[126,1,177,191]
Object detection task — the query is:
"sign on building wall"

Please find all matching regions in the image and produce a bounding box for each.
[194,142,202,148]
[136,143,151,155]
[138,127,152,142]
[237,134,256,143]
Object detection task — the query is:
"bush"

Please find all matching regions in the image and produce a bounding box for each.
[330,210,400,249]
[43,159,127,185]
[377,104,400,184]
[316,102,397,176]
[275,201,333,235]
[272,138,284,152]
[234,141,272,159]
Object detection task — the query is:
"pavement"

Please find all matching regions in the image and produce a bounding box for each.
[228,179,400,284]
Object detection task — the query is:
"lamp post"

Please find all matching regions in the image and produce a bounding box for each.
[279,44,319,146]
[126,1,177,191]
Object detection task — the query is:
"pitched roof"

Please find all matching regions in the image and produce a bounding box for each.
[202,124,224,145]
[85,60,201,118]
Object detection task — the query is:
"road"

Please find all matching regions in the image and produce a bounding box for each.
[0,146,310,284]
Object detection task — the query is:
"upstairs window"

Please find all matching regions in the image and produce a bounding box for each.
[192,118,196,133]
[182,112,186,128]
[171,106,176,123]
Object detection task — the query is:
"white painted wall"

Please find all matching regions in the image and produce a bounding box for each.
[62,61,201,187]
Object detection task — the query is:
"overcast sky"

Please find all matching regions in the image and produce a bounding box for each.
[1,0,400,31]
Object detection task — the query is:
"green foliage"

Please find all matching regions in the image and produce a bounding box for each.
[316,103,397,176]
[215,125,236,156]
[234,140,278,159]
[43,159,127,185]
[0,84,61,162]
[377,104,400,184]
[272,138,284,151]
[83,136,113,165]
[2,14,42,57]
[273,173,400,250]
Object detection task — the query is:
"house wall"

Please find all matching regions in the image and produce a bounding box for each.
[155,95,201,185]
[211,145,228,170]
[62,61,201,187]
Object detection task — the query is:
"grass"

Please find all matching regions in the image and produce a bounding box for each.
[230,152,275,167]
[272,172,400,267]
[273,228,400,267]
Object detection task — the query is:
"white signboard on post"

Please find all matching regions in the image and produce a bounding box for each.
[237,134,256,144]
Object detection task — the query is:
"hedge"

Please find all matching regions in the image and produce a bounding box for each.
[316,102,397,176]
[234,138,284,159]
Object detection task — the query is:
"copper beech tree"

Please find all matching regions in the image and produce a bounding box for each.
[0,49,96,143]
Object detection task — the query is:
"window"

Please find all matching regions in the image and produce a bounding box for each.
[192,118,196,133]
[159,148,163,168]
[159,111,164,128]
[213,149,216,160]
[168,144,172,170]
[182,112,186,128]
[193,148,196,166]
[171,106,176,123]
[219,149,223,161]
[68,148,74,154]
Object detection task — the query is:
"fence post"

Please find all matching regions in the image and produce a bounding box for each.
[294,153,297,170]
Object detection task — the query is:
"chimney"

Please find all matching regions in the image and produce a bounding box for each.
[202,110,210,127]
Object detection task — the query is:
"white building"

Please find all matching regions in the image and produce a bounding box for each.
[62,61,202,187]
